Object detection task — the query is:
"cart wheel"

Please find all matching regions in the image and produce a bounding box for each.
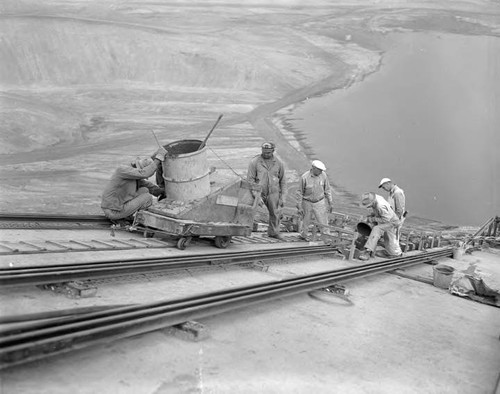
[177,237,191,250]
[214,236,231,249]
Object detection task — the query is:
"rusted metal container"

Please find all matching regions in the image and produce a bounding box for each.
[163,139,210,201]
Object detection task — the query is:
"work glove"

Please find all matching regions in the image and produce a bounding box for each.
[328,205,334,214]
[154,146,168,161]
[296,205,304,217]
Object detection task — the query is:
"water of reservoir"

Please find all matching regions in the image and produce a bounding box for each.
[289,32,500,226]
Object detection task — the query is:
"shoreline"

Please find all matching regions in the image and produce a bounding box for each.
[253,46,387,217]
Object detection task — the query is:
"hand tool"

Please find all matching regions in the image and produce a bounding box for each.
[198,114,223,151]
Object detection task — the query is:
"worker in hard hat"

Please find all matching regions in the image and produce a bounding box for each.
[378,177,406,241]
[247,142,287,240]
[101,146,168,224]
[296,160,334,241]
[358,192,403,260]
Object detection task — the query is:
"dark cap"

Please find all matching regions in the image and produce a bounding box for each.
[261,142,275,150]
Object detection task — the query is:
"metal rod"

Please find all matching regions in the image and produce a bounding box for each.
[198,114,223,150]
[0,245,337,287]
[0,248,452,368]
[150,130,163,148]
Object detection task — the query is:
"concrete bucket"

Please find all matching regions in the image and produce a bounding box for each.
[162,139,210,201]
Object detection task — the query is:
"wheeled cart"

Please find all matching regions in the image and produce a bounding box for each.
[133,177,261,249]
[134,210,252,249]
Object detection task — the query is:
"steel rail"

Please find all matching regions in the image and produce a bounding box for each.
[0,245,339,287]
[0,213,111,229]
[0,248,452,368]
[0,213,110,223]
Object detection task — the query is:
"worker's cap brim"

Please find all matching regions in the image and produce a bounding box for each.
[360,192,376,207]
[133,157,153,169]
[261,142,275,151]
[378,177,391,188]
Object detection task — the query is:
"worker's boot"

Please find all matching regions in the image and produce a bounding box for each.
[358,249,372,261]
[299,233,310,241]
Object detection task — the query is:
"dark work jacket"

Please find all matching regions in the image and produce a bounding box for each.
[101,161,162,211]
[247,154,287,198]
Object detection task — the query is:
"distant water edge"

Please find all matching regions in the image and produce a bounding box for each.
[276,32,500,226]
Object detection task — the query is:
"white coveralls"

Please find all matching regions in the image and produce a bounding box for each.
[297,170,333,238]
[364,194,402,256]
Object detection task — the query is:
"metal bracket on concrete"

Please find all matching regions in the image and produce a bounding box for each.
[37,281,98,299]
[165,321,210,342]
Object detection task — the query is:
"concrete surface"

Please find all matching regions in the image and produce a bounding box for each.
[1,229,499,393]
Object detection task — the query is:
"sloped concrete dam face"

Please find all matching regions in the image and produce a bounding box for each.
[0,14,282,155]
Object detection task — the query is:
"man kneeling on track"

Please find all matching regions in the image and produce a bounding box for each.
[101,146,168,224]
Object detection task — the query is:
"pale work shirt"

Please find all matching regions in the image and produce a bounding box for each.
[297,170,333,205]
[387,185,405,219]
[371,194,400,226]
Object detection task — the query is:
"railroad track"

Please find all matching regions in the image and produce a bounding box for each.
[0,244,341,287]
[0,233,309,256]
[0,247,453,369]
[0,213,111,230]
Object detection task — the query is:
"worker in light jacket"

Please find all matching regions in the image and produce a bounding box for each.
[378,177,406,241]
[101,146,168,223]
[247,142,287,240]
[358,192,403,260]
[296,160,334,241]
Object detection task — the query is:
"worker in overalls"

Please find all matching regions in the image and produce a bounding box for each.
[101,147,168,224]
[378,177,406,242]
[296,160,334,241]
[247,142,287,240]
[358,192,403,260]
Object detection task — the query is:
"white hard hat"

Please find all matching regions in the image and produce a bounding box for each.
[312,160,326,171]
[378,177,392,188]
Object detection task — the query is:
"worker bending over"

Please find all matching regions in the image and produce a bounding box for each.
[247,142,287,240]
[358,192,403,260]
[101,146,168,223]
[297,160,333,241]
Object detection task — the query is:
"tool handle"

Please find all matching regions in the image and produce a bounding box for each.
[151,130,163,148]
[198,114,223,150]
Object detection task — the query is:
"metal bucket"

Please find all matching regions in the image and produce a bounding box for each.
[433,264,455,289]
[162,139,210,201]
[357,222,372,237]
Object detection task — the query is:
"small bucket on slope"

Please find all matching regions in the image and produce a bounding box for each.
[433,264,455,289]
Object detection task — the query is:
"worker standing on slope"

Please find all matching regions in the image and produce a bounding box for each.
[101,146,168,224]
[247,142,287,240]
[296,160,334,241]
[378,177,406,241]
[358,192,403,260]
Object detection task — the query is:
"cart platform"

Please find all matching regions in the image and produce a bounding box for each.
[133,178,261,249]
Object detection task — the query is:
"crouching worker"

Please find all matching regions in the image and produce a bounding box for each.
[358,192,402,261]
[101,147,168,224]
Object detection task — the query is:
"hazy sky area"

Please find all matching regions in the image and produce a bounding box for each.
[291,32,500,226]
